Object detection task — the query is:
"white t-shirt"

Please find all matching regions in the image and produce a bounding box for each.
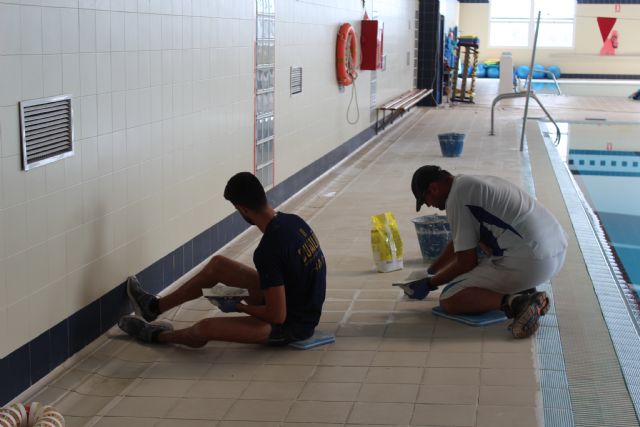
[446,175,568,259]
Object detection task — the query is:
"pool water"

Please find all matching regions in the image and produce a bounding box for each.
[530,79,640,97]
[547,121,640,291]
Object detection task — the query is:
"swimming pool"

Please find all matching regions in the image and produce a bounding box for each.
[530,79,640,97]
[544,121,640,294]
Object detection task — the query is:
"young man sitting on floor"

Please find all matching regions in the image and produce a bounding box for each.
[119,172,327,347]
[407,165,568,338]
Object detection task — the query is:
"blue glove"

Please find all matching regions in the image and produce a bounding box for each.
[402,276,435,300]
[212,297,241,313]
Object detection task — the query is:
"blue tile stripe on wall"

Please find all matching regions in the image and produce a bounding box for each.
[457,1,640,6]
[577,0,640,4]
[456,1,640,7]
[0,123,376,406]
[562,73,640,80]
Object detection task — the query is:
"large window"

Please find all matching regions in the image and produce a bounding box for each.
[489,0,574,48]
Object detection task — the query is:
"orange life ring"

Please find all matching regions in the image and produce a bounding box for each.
[336,23,358,86]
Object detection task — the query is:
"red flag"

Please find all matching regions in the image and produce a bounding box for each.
[597,17,617,42]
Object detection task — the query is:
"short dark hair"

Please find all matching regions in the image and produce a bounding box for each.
[224,172,268,211]
[411,165,452,211]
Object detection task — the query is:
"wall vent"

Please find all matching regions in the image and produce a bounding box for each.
[290,66,302,95]
[19,95,74,171]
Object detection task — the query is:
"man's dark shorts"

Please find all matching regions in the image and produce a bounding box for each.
[268,323,314,346]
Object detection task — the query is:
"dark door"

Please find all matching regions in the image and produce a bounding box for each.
[417,0,443,106]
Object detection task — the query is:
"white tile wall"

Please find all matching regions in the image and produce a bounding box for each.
[0,56,22,106]
[0,306,6,356]
[0,0,418,358]
[21,6,43,55]
[43,54,63,97]
[0,4,21,55]
[0,107,19,158]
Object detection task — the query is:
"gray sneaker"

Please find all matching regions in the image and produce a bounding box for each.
[118,315,173,343]
[127,276,159,322]
[509,291,549,339]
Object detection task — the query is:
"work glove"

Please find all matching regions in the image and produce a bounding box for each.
[401,276,436,300]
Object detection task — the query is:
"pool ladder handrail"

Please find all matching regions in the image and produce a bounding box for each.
[490,90,562,147]
[518,70,562,95]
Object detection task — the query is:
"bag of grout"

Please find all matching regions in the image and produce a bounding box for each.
[370,212,404,273]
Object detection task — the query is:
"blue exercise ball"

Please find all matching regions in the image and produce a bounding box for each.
[487,67,500,78]
[532,64,545,79]
[476,63,486,78]
[547,65,561,78]
[516,65,530,79]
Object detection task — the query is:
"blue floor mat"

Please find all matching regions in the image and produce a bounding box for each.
[432,306,508,326]
[289,331,335,350]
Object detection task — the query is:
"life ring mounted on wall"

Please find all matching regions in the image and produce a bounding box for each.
[336,23,358,86]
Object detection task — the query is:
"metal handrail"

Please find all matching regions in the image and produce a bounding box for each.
[490,91,561,144]
[540,70,562,95]
[521,70,562,95]
[519,11,542,152]
[491,11,561,150]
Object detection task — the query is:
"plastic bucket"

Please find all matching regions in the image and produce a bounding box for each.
[411,215,451,262]
[437,133,465,157]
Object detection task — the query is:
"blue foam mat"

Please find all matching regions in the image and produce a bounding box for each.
[289,330,335,350]
[432,306,508,326]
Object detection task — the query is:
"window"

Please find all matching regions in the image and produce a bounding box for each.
[490,0,574,48]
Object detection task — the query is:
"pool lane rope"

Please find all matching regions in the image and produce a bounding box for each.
[0,402,64,427]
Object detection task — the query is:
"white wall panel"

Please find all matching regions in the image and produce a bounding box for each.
[0,0,419,357]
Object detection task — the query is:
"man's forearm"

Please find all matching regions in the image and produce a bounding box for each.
[430,252,477,287]
[429,240,454,274]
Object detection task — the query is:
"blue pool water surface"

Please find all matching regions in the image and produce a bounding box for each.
[548,122,640,290]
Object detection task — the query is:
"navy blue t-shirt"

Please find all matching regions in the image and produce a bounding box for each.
[253,212,326,334]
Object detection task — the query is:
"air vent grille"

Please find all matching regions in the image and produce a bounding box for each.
[290,66,302,95]
[20,95,74,171]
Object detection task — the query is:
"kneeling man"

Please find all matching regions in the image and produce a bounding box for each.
[409,165,567,338]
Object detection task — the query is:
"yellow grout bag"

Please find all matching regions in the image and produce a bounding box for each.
[370,211,404,273]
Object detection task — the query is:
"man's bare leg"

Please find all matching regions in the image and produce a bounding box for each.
[159,255,262,313]
[439,287,503,315]
[157,316,272,348]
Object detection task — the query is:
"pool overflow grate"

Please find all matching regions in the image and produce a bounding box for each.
[521,143,576,426]
[539,121,640,426]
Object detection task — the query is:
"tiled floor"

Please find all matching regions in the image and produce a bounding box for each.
[22,80,640,426]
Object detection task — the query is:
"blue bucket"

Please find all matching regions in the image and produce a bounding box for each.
[411,215,451,262]
[437,133,465,157]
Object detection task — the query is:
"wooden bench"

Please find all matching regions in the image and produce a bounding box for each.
[376,88,433,133]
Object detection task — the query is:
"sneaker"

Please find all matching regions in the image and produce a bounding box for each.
[127,276,159,322]
[118,315,173,343]
[509,291,549,339]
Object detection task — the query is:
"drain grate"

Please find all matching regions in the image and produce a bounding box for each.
[521,142,576,427]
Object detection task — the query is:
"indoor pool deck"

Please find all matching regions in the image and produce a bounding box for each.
[18,82,640,427]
